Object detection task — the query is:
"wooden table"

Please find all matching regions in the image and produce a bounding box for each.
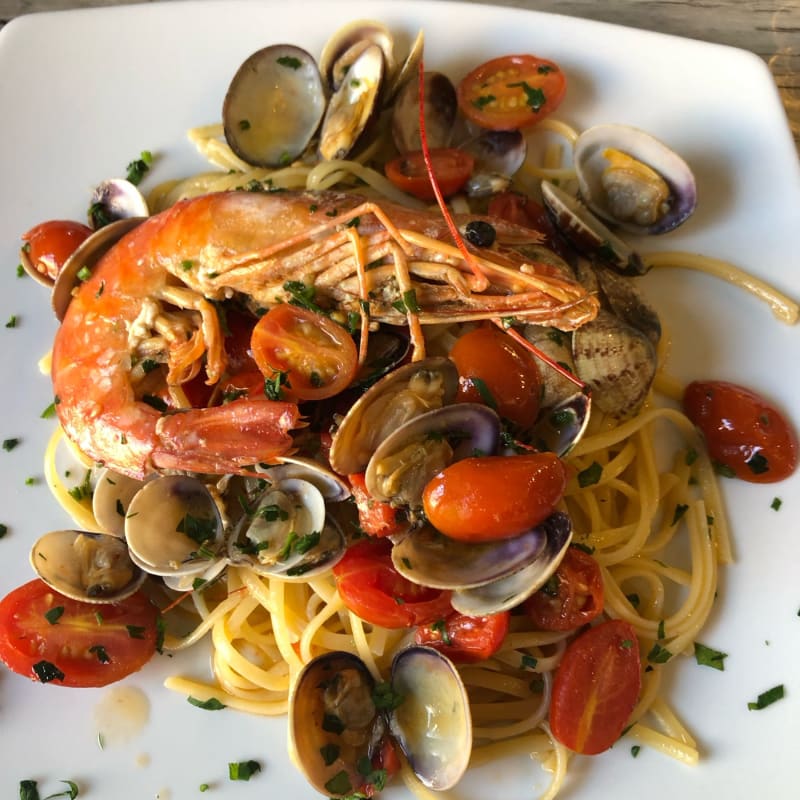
[1,0,797,150]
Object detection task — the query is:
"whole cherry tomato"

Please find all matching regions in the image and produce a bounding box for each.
[683,380,798,483]
[457,54,567,131]
[449,325,542,429]
[333,538,452,628]
[415,610,510,663]
[422,452,567,541]
[525,547,604,631]
[550,618,642,754]
[384,148,475,200]
[21,220,93,281]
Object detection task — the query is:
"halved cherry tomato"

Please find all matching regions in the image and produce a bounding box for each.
[333,538,452,628]
[0,579,160,688]
[251,305,358,401]
[550,618,642,754]
[348,472,408,538]
[450,325,542,429]
[384,148,474,201]
[683,380,798,483]
[422,452,567,542]
[524,547,604,631]
[21,220,93,282]
[457,54,567,131]
[415,610,510,663]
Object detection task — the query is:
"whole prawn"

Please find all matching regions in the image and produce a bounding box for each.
[52,188,598,479]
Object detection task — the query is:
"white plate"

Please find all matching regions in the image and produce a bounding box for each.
[0,1,798,798]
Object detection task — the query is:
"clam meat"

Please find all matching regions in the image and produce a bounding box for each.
[31,529,145,603]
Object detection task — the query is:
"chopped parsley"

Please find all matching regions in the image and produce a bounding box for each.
[521,654,538,670]
[256,503,290,522]
[228,760,262,781]
[276,55,302,69]
[238,119,251,131]
[694,642,728,671]
[32,660,65,683]
[472,94,496,109]
[577,461,603,488]
[771,497,783,511]
[506,80,546,111]
[283,280,323,313]
[746,452,769,475]
[469,376,498,410]
[89,644,110,663]
[372,681,404,711]
[2,437,19,451]
[747,684,784,710]
[176,513,217,545]
[430,618,452,645]
[188,696,227,710]
[6,314,17,328]
[141,394,168,412]
[646,643,673,664]
[0,523,7,539]
[126,150,153,185]
[126,625,146,639]
[44,606,65,625]
[76,265,92,282]
[392,288,421,315]
[322,713,345,735]
[324,771,352,796]
[41,400,58,419]
[671,503,689,525]
[264,368,290,400]
[630,745,641,758]
[319,743,340,766]
[67,471,93,503]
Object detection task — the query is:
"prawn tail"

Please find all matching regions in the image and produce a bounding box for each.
[152,398,301,473]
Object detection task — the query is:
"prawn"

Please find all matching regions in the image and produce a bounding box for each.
[52,188,598,479]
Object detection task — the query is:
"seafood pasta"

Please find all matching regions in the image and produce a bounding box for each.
[5,16,799,800]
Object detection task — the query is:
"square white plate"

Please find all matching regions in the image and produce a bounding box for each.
[0,2,798,798]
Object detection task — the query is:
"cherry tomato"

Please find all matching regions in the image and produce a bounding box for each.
[384,148,474,201]
[449,326,542,429]
[415,610,510,663]
[457,54,567,131]
[423,452,567,541]
[0,579,160,688]
[683,380,798,483]
[21,220,93,282]
[251,305,358,401]
[348,472,408,538]
[524,547,604,631]
[224,309,260,375]
[333,538,452,628]
[550,618,642,754]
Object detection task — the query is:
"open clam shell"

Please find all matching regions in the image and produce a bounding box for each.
[124,475,224,578]
[88,178,149,229]
[318,43,384,161]
[392,71,457,154]
[329,356,458,476]
[259,456,351,502]
[289,646,470,797]
[541,179,645,276]
[365,403,501,508]
[388,646,471,790]
[451,511,573,615]
[318,19,396,92]
[391,522,548,590]
[31,529,146,603]
[223,44,326,167]
[574,123,697,235]
[229,479,346,580]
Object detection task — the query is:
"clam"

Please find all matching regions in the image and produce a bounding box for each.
[392,71,457,154]
[450,511,573,615]
[541,179,645,276]
[31,529,146,603]
[223,44,326,167]
[391,522,549,591]
[593,263,662,347]
[329,357,459,476]
[259,456,351,502]
[88,178,149,229]
[289,646,470,797]
[52,216,144,321]
[365,403,501,508]
[352,327,410,389]
[318,19,395,92]
[572,309,657,419]
[124,475,225,579]
[383,28,424,104]
[462,129,527,198]
[574,123,697,235]
[318,43,384,161]
[529,391,592,457]
[228,478,345,580]
[92,467,147,538]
